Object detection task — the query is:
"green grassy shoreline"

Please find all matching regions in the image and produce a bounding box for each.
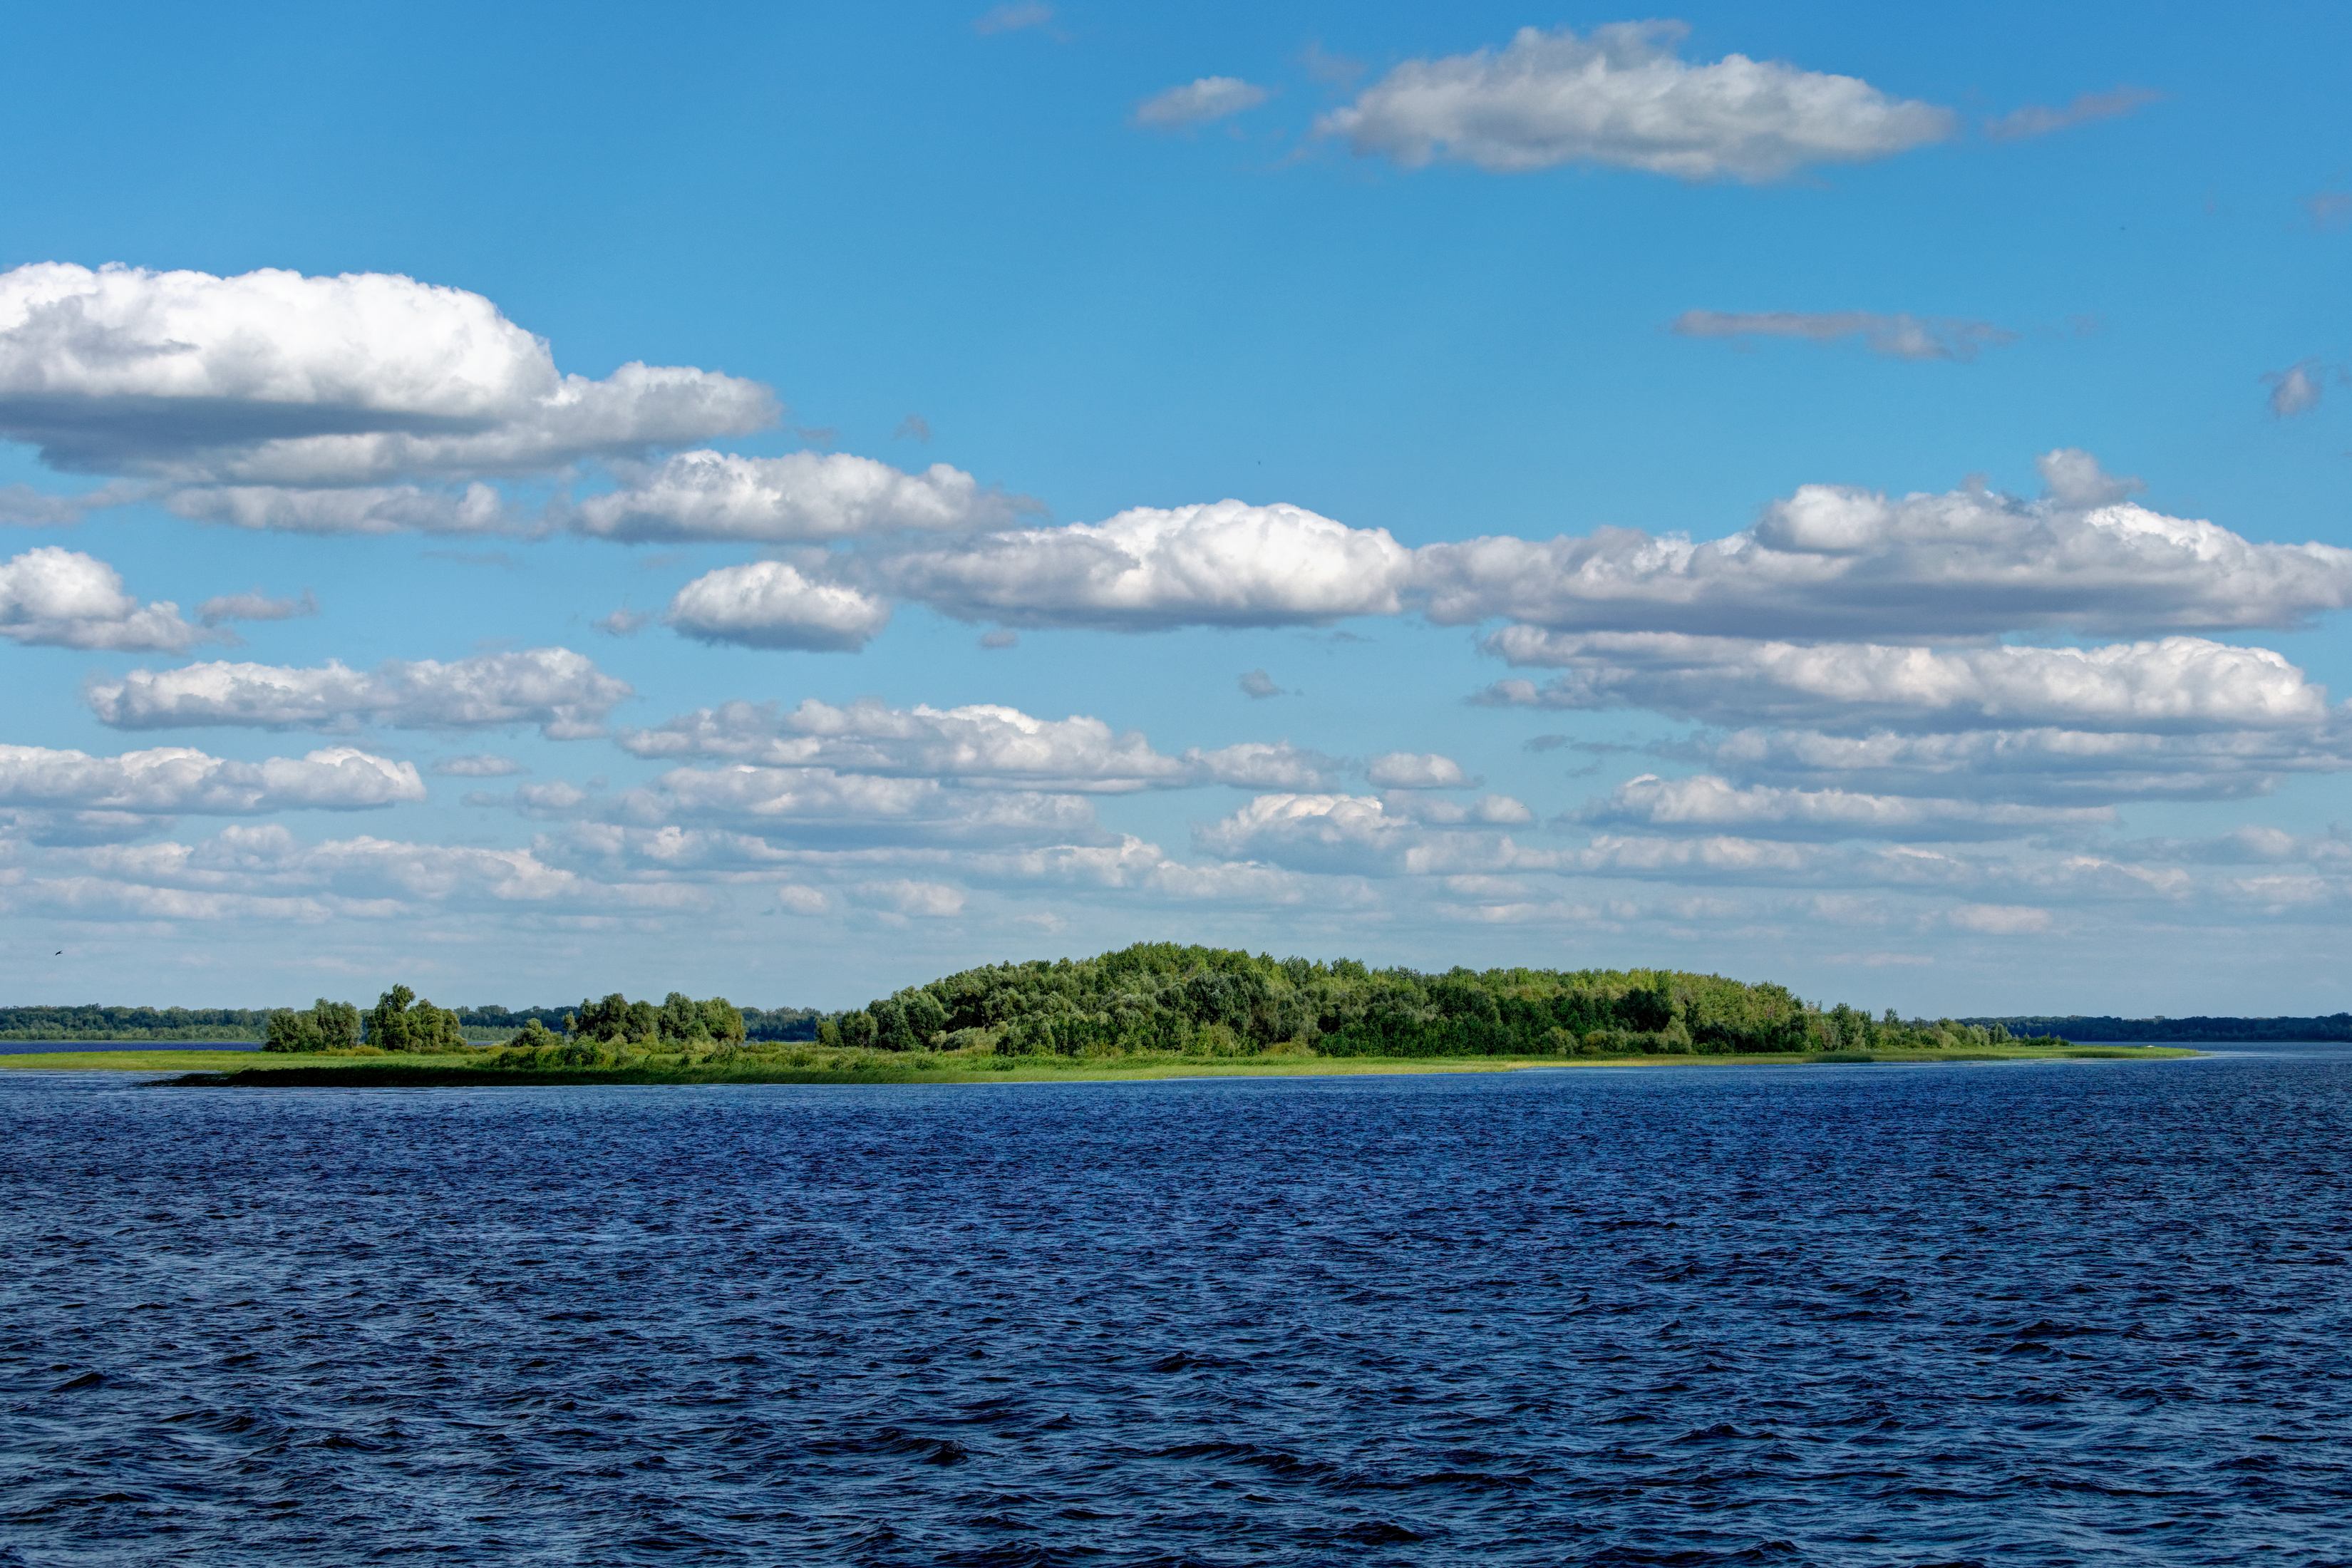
[1,1041,2197,1086]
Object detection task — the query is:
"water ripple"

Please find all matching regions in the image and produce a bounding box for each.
[2,1051,2349,1564]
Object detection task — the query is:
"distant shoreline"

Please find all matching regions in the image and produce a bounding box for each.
[0,1041,2206,1086]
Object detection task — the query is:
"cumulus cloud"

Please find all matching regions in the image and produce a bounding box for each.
[1571,773,2113,842]
[1315,22,1952,181]
[1477,631,2333,732]
[1983,86,2160,142]
[1366,751,1477,788]
[1134,77,1271,129]
[665,561,893,651]
[0,545,206,651]
[1416,450,2352,639]
[2266,361,2326,418]
[0,263,775,488]
[617,696,1342,793]
[876,500,1412,629]
[196,587,317,626]
[568,450,1026,543]
[1671,309,2016,361]
[85,646,631,739]
[0,743,421,816]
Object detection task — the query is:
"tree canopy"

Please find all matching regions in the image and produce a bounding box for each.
[828,942,2010,1058]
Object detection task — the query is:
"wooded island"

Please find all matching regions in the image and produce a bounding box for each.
[247,943,2071,1073]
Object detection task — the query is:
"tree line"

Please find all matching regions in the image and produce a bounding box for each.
[1962,1013,2352,1043]
[262,986,748,1058]
[821,943,2053,1059]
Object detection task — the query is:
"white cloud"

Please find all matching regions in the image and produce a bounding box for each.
[84,822,713,916]
[1671,309,2015,361]
[0,545,206,651]
[196,587,317,626]
[665,561,892,651]
[855,878,966,918]
[1238,668,1286,699]
[1366,751,1477,788]
[85,646,631,739]
[1134,77,1271,129]
[773,883,832,915]
[1572,773,2112,841]
[617,764,1105,850]
[2266,361,2326,418]
[1315,22,1953,181]
[0,743,421,815]
[2034,446,2140,508]
[1945,902,2054,934]
[876,499,1413,629]
[1189,741,1339,790]
[569,450,1025,543]
[1477,632,2333,731]
[964,835,1331,906]
[1983,86,2160,142]
[616,696,1342,793]
[1417,451,2352,638]
[1191,792,1536,876]
[0,263,775,488]
[1699,723,2352,805]
[164,483,512,536]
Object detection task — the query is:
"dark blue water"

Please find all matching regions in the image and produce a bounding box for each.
[4,1051,2348,1566]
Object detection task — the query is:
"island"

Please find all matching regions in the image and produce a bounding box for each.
[0,943,2194,1085]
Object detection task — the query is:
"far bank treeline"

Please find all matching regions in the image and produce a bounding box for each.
[259,945,2065,1065]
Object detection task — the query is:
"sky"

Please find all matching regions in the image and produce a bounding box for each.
[1,0,2348,1015]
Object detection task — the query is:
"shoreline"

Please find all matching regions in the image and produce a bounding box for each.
[0,1042,2199,1086]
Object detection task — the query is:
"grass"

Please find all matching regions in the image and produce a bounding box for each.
[1,1039,2197,1087]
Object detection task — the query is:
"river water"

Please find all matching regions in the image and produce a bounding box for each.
[3,1049,2347,1565]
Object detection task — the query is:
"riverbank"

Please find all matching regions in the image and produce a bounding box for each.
[0,1041,2197,1085]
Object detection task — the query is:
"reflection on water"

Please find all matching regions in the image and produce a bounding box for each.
[4,1050,2348,1564]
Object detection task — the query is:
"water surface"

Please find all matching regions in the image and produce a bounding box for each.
[4,1050,2347,1564]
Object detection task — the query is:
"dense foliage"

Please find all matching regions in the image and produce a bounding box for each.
[1966,1013,2352,1043]
[0,1006,267,1041]
[828,943,2026,1059]
[490,991,747,1068]
[262,999,362,1052]
[366,986,468,1052]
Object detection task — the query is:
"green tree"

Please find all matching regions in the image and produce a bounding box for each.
[314,999,361,1050]
[263,1009,320,1052]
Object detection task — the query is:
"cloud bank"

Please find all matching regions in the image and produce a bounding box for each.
[0,743,422,815]
[86,647,631,739]
[0,264,775,489]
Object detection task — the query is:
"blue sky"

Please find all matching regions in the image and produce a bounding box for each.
[1,1,2347,1013]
